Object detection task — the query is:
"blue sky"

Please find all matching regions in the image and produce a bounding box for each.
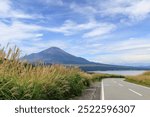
[0,0,150,66]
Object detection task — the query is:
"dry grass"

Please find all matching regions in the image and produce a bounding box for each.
[0,46,125,100]
[0,46,93,99]
[126,71,150,87]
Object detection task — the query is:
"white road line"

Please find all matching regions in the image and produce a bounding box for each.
[118,79,149,89]
[113,81,117,83]
[118,83,124,87]
[101,80,105,100]
[126,81,150,90]
[129,89,143,96]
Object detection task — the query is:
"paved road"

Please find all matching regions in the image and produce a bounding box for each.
[102,78,150,100]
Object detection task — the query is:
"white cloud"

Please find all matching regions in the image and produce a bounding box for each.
[0,0,35,19]
[103,38,150,53]
[1,19,149,66]
[93,54,150,66]
[20,40,68,56]
[100,0,150,22]
[0,21,43,44]
[43,0,64,6]
[69,0,150,23]
[1,0,150,66]
[35,33,43,38]
[0,0,10,13]
[47,20,116,38]
[70,3,97,17]
[83,23,116,38]
[0,0,68,55]
[90,38,150,65]
[0,20,69,55]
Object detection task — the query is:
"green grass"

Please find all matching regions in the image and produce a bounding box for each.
[126,71,150,87]
[0,46,125,100]
[91,73,125,82]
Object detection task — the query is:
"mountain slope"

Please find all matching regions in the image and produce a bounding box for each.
[22,47,91,64]
[22,47,148,71]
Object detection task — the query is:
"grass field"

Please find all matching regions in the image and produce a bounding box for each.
[0,46,124,100]
[126,71,150,87]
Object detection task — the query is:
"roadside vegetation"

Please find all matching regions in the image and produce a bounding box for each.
[90,73,125,82]
[0,46,124,100]
[126,71,150,87]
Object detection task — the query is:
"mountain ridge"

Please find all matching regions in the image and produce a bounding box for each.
[22,47,148,71]
[22,47,91,64]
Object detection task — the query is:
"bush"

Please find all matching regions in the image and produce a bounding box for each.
[126,71,150,87]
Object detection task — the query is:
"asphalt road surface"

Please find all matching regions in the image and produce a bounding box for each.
[102,78,150,100]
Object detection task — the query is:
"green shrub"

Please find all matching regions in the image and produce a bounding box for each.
[126,71,150,87]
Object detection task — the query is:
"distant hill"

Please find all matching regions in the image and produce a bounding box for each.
[22,47,148,71]
[22,47,91,64]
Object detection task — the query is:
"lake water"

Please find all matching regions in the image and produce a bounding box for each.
[93,70,147,76]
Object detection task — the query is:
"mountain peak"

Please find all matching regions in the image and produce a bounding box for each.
[48,47,62,50]
[41,47,65,54]
[44,47,63,51]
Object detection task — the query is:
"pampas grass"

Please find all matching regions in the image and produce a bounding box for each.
[0,46,93,99]
[126,71,150,87]
[0,46,125,99]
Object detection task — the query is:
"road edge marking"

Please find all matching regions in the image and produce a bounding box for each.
[101,80,105,100]
[129,89,143,96]
[125,81,150,90]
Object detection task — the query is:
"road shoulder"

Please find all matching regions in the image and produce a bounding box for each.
[73,82,101,100]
